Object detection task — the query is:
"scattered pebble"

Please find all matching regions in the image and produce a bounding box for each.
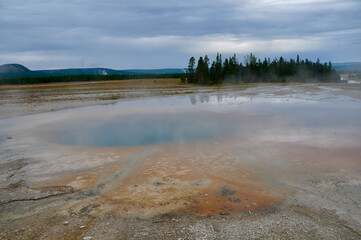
[83,237,93,240]
[63,221,69,225]
[219,212,230,216]
[80,225,85,229]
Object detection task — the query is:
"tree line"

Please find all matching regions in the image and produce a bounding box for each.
[0,73,185,85]
[0,54,340,85]
[186,53,340,84]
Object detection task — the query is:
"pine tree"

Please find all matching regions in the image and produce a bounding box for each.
[196,57,204,84]
[204,55,210,84]
[188,57,195,83]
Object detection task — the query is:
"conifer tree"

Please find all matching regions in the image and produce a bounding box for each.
[188,57,195,83]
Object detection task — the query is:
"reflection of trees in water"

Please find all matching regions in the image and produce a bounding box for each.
[200,94,209,103]
[189,95,197,105]
[217,93,222,103]
[189,92,254,105]
[189,94,211,105]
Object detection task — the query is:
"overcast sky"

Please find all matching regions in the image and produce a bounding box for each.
[0,0,360,69]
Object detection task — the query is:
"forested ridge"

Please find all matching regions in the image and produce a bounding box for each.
[186,53,340,84]
[0,73,184,85]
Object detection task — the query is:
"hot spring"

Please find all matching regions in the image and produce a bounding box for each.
[50,111,238,147]
[25,92,361,148]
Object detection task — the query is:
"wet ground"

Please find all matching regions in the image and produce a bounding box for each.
[0,80,361,239]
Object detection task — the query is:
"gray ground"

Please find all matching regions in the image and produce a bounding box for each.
[0,149,360,240]
[0,80,360,239]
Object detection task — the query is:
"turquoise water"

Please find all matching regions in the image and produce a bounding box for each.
[22,89,361,147]
[53,112,238,146]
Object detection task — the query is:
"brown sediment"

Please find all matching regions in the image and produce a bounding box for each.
[28,130,361,217]
[34,146,142,191]
[179,182,282,215]
[30,139,285,217]
[0,78,183,89]
[97,141,285,216]
[41,167,117,191]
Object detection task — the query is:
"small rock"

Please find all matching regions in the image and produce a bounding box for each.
[83,237,93,240]
[106,222,110,226]
[80,225,85,229]
[219,212,230,216]
[248,211,252,215]
[63,221,69,225]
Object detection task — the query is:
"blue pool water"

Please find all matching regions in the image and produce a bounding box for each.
[53,112,238,146]
[29,89,361,147]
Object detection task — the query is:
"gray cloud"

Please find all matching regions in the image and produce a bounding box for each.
[0,0,360,69]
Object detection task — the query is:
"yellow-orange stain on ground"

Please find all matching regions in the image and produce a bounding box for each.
[99,141,284,216]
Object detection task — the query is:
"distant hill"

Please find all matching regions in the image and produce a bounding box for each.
[0,63,186,79]
[333,62,361,71]
[0,64,31,74]
[0,64,33,78]
[39,68,186,76]
[38,68,119,76]
[121,69,186,75]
